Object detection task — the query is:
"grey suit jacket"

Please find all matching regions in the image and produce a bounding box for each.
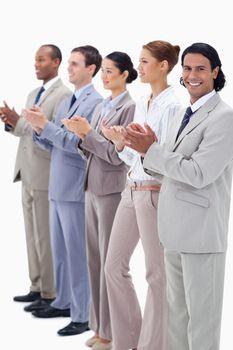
[143,93,233,253]
[34,84,103,202]
[80,91,135,196]
[11,78,71,190]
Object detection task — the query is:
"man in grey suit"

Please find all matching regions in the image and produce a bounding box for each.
[23,45,103,336]
[123,43,233,350]
[0,45,71,307]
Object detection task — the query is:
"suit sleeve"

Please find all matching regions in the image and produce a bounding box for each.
[37,98,101,154]
[143,110,233,189]
[81,103,135,165]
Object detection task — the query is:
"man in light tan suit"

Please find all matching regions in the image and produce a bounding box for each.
[0,45,71,310]
[123,43,233,350]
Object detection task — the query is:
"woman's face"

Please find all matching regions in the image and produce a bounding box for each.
[138,48,162,84]
[101,58,127,91]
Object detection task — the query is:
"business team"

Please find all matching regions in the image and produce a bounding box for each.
[1,41,232,350]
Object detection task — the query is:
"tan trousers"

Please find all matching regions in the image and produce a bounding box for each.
[105,188,167,350]
[22,183,55,298]
[164,250,226,350]
[85,190,121,340]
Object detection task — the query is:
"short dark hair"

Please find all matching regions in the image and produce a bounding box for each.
[40,44,62,64]
[71,45,102,77]
[181,43,226,91]
[105,51,137,84]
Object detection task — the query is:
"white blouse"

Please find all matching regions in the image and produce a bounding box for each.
[119,86,181,182]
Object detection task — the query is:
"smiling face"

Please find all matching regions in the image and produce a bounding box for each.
[101,58,127,93]
[34,46,60,83]
[182,53,219,103]
[137,48,167,85]
[67,51,94,89]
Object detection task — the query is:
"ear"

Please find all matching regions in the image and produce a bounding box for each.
[88,64,96,76]
[122,70,129,81]
[212,66,219,79]
[160,60,169,72]
[52,57,60,68]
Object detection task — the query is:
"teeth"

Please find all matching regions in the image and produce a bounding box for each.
[189,82,201,86]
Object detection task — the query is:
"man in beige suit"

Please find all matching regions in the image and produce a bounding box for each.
[0,45,71,310]
[123,43,233,350]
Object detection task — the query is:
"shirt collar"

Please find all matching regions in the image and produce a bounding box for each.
[43,76,60,91]
[104,90,128,109]
[190,90,216,113]
[74,83,92,100]
[144,86,175,107]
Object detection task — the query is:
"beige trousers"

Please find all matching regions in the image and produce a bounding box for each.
[22,183,55,298]
[85,190,121,340]
[164,250,226,350]
[105,188,167,350]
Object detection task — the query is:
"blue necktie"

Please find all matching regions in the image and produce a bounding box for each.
[176,107,193,140]
[69,94,76,110]
[34,86,45,105]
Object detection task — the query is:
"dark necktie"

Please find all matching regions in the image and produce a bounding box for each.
[176,107,193,140]
[34,86,45,105]
[69,94,77,110]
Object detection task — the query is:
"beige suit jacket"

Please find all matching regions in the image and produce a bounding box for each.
[143,93,233,253]
[11,78,71,190]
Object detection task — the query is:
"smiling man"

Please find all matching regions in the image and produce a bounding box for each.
[0,44,71,308]
[123,43,233,350]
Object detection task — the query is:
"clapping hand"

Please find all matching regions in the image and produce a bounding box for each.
[62,116,92,140]
[124,122,157,155]
[101,120,127,151]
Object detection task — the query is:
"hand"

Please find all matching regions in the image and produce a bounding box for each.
[22,105,48,129]
[62,116,92,139]
[0,101,19,128]
[101,120,126,151]
[124,122,157,155]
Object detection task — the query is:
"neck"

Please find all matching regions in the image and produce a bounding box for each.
[43,73,58,84]
[111,87,126,100]
[75,78,92,91]
[150,80,169,99]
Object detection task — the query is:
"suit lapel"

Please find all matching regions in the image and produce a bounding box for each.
[67,86,94,118]
[172,94,221,150]
[96,91,131,132]
[37,78,62,106]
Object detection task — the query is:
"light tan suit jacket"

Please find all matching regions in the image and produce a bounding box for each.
[143,93,233,253]
[12,78,71,190]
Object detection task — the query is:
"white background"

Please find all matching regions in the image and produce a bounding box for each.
[0,0,232,349]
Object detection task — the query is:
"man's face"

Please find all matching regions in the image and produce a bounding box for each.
[35,46,58,83]
[182,53,219,103]
[67,51,93,88]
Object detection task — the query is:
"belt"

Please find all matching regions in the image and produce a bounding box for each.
[127,183,161,192]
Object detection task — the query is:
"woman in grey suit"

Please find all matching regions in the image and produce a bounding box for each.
[63,52,137,350]
[102,41,181,350]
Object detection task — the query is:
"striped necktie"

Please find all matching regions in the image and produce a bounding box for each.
[176,107,193,140]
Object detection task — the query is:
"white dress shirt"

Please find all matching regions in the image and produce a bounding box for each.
[119,86,181,182]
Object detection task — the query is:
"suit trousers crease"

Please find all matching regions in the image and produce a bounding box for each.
[105,188,167,350]
[49,200,89,322]
[22,183,55,298]
[85,191,121,340]
[164,250,226,350]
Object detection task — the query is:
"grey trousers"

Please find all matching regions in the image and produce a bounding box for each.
[164,250,226,350]
[49,200,89,322]
[85,190,121,340]
[105,188,167,350]
[22,183,55,298]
